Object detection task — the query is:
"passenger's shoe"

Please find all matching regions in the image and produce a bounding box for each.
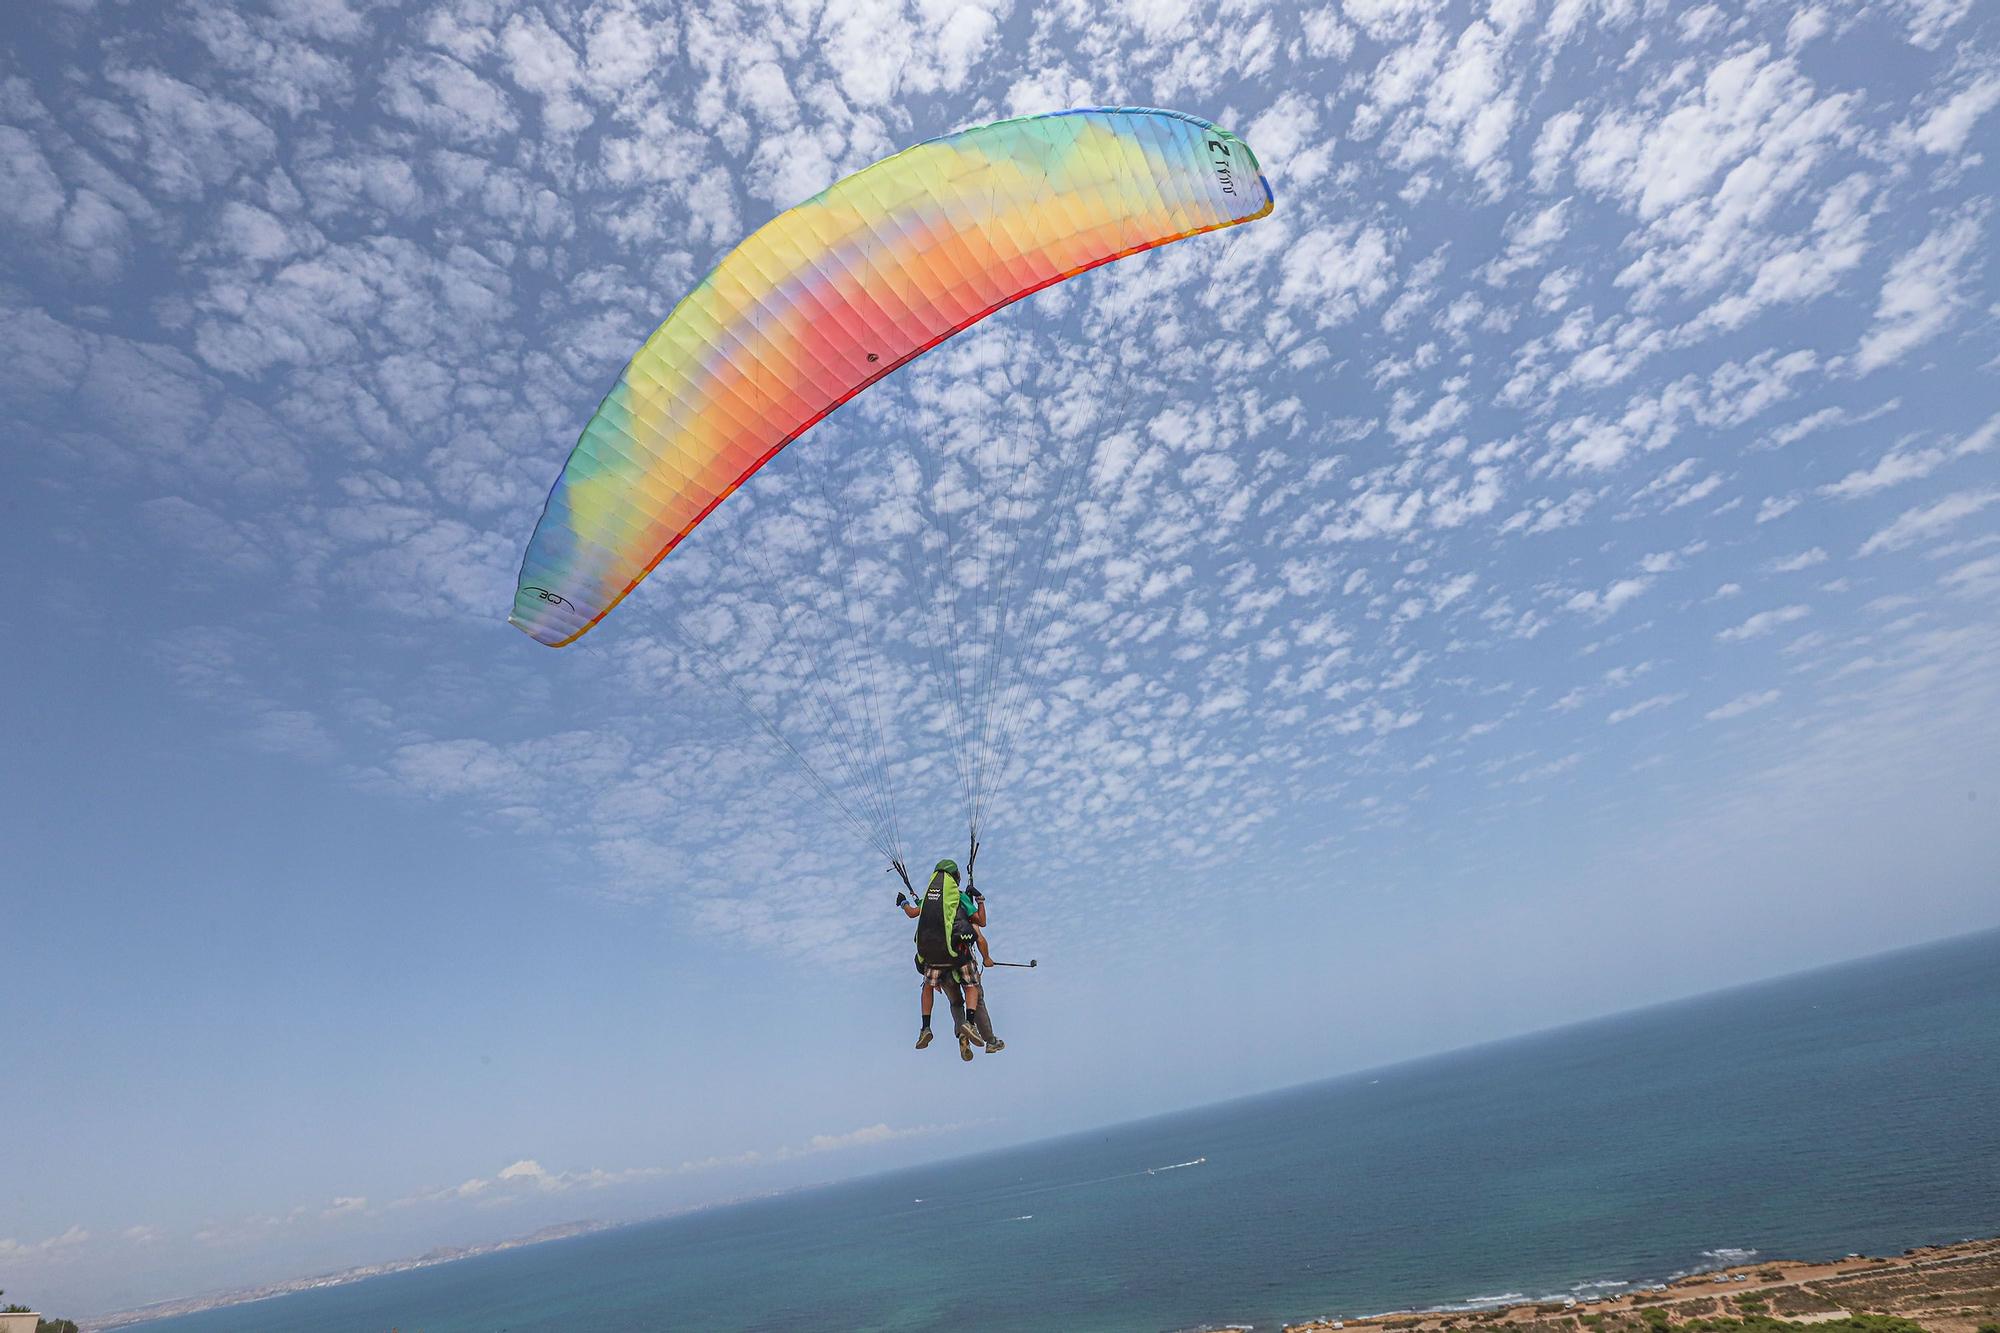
[984,1037,1006,1053]
[958,1029,976,1061]
[916,1029,933,1049]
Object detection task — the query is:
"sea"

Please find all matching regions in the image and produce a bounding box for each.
[135,928,2000,1332]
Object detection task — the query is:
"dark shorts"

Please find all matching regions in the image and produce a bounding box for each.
[916,954,980,987]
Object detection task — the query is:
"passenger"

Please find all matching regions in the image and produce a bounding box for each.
[897,854,994,1060]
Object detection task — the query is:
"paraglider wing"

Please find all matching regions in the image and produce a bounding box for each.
[510,107,1273,647]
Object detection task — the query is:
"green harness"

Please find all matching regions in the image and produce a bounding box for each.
[913,859,975,965]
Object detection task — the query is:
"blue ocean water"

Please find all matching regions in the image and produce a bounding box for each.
[139,929,2000,1332]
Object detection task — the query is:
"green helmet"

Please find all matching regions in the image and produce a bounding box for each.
[933,858,960,880]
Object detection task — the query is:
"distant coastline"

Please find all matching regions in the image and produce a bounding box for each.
[87,1220,617,1331]
[1283,1238,2000,1333]
[89,1176,843,1333]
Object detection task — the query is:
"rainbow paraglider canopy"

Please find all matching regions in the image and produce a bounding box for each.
[511,106,1274,647]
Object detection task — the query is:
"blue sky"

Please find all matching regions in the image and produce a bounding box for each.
[3,0,1998,1319]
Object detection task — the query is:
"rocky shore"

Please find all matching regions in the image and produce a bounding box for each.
[1286,1239,2000,1333]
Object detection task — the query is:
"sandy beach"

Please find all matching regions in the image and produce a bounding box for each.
[1286,1239,2000,1333]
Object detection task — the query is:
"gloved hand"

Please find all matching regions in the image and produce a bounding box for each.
[896,892,910,907]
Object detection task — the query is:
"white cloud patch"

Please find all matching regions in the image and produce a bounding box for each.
[0,1224,91,1262]
[1900,72,2000,156]
[1819,413,1998,499]
[1571,48,1860,314]
[1767,547,1828,573]
[392,1123,960,1210]
[1566,576,1653,617]
[1854,210,1987,373]
[1859,488,2000,555]
[1607,691,1685,724]
[382,53,520,145]
[1717,605,1811,642]
[1277,223,1398,325]
[1707,688,1780,720]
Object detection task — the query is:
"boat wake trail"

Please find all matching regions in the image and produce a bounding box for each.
[1146,1157,1207,1175]
[909,1154,1214,1227]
